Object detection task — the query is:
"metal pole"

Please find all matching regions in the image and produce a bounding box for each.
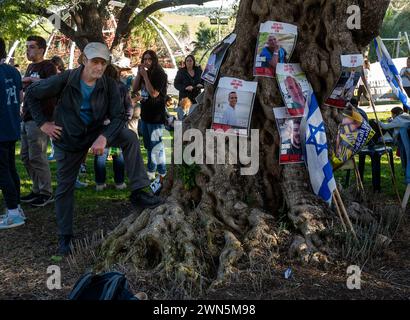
[218,20,221,42]
[405,32,410,55]
[396,31,402,58]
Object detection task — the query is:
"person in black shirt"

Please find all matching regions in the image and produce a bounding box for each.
[174,55,204,104]
[133,50,168,180]
[20,36,57,207]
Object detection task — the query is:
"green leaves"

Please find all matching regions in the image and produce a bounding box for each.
[176,163,201,190]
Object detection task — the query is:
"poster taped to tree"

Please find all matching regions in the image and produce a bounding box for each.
[324,54,364,108]
[332,108,374,169]
[273,107,304,164]
[276,63,311,117]
[254,21,297,78]
[211,77,257,136]
[202,33,237,84]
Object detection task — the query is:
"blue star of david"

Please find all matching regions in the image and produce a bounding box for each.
[306,123,328,155]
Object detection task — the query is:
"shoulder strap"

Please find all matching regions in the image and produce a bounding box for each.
[100,273,125,300]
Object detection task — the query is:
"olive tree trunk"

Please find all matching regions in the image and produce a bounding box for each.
[98,0,390,290]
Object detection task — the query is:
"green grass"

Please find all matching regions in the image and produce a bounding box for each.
[1,111,406,211]
[2,134,174,212]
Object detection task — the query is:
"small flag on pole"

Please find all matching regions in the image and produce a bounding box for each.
[303,92,337,204]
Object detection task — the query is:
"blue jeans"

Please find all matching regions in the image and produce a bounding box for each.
[94,148,125,185]
[140,121,166,175]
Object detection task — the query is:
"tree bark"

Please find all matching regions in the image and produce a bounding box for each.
[98,0,390,291]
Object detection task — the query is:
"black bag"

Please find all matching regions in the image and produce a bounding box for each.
[68,271,138,300]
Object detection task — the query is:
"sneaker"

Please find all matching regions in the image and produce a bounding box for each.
[115,182,127,190]
[147,171,156,180]
[30,194,54,207]
[130,189,164,209]
[96,183,107,191]
[21,192,40,203]
[57,235,73,256]
[0,207,26,221]
[0,215,25,230]
[75,179,88,189]
[18,207,27,220]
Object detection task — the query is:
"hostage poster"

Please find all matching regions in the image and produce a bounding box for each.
[211,77,257,137]
[276,63,311,117]
[324,54,364,109]
[332,108,375,169]
[254,21,297,78]
[273,107,304,164]
[202,33,237,84]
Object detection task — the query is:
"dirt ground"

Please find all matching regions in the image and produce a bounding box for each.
[0,196,409,300]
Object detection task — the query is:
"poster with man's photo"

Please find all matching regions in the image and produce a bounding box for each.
[254,21,298,78]
[276,63,311,117]
[332,108,375,169]
[324,54,364,109]
[212,77,257,136]
[273,107,304,164]
[202,33,237,84]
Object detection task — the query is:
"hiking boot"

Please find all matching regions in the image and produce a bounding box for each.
[30,194,54,207]
[115,182,127,190]
[130,189,164,209]
[58,235,73,256]
[96,183,107,191]
[21,192,40,203]
[0,215,25,230]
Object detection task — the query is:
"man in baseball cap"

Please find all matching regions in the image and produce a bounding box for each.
[83,42,111,61]
[25,41,163,256]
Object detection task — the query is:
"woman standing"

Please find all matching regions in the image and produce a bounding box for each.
[93,65,129,191]
[133,50,168,180]
[174,55,204,104]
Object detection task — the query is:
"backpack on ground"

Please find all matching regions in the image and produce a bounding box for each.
[68,271,138,300]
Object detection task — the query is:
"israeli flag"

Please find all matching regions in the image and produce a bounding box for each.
[302,92,337,204]
[374,37,410,110]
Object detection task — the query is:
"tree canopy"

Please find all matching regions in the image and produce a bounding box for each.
[0,0,216,52]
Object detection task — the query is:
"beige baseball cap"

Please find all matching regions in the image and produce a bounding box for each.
[83,42,111,61]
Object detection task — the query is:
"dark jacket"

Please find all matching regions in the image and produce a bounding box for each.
[25,65,127,152]
[173,66,203,103]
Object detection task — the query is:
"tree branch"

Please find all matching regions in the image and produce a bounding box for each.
[111,0,141,50]
[17,3,76,42]
[98,0,112,12]
[115,0,215,49]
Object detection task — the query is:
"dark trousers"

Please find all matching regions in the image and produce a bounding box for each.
[54,128,150,236]
[0,141,20,209]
